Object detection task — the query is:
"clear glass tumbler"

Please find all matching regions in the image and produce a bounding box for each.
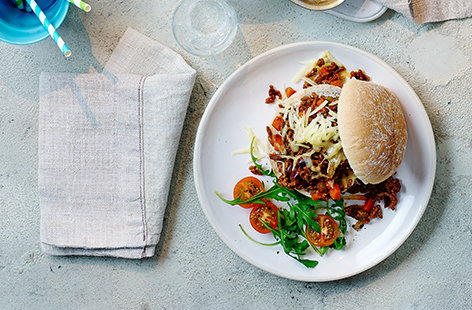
[172,0,238,56]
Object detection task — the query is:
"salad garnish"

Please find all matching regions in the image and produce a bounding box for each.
[216,138,348,268]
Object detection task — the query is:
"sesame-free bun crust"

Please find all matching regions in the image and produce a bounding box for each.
[338,79,407,184]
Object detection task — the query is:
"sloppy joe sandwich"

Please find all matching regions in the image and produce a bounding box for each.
[264,54,407,229]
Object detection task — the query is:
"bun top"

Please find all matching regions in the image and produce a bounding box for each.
[338,79,407,184]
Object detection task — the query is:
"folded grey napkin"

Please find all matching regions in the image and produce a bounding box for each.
[39,28,196,258]
[379,0,472,23]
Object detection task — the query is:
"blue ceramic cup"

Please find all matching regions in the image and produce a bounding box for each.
[0,0,69,45]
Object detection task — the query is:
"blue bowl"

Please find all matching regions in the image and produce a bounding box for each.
[0,0,69,45]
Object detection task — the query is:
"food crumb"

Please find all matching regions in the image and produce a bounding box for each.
[350,69,370,81]
[249,165,263,175]
[265,85,282,104]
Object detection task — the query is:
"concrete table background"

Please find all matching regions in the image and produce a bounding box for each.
[1,1,471,309]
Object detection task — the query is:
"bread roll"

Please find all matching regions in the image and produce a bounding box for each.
[338,79,407,184]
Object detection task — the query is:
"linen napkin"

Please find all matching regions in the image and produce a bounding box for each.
[39,28,196,258]
[379,0,472,23]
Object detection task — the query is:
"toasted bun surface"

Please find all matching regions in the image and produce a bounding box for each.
[338,79,407,184]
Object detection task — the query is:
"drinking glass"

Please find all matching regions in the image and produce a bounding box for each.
[172,0,238,56]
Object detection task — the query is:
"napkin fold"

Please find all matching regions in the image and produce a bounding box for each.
[379,0,472,23]
[39,28,196,258]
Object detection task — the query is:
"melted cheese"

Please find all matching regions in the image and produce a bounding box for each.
[293,113,337,148]
[274,86,345,179]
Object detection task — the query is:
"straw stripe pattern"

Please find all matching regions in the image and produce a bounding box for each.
[25,0,71,57]
[67,0,91,12]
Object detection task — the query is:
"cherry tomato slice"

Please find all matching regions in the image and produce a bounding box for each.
[305,215,339,247]
[249,201,279,234]
[233,177,264,208]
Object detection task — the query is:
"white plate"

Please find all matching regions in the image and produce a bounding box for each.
[194,42,436,282]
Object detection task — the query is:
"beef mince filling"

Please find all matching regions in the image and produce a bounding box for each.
[266,91,353,201]
[345,177,401,230]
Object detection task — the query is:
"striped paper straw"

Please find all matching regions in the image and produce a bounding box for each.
[67,0,91,12]
[24,0,71,57]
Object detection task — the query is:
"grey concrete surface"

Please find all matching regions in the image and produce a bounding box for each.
[1,1,472,309]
